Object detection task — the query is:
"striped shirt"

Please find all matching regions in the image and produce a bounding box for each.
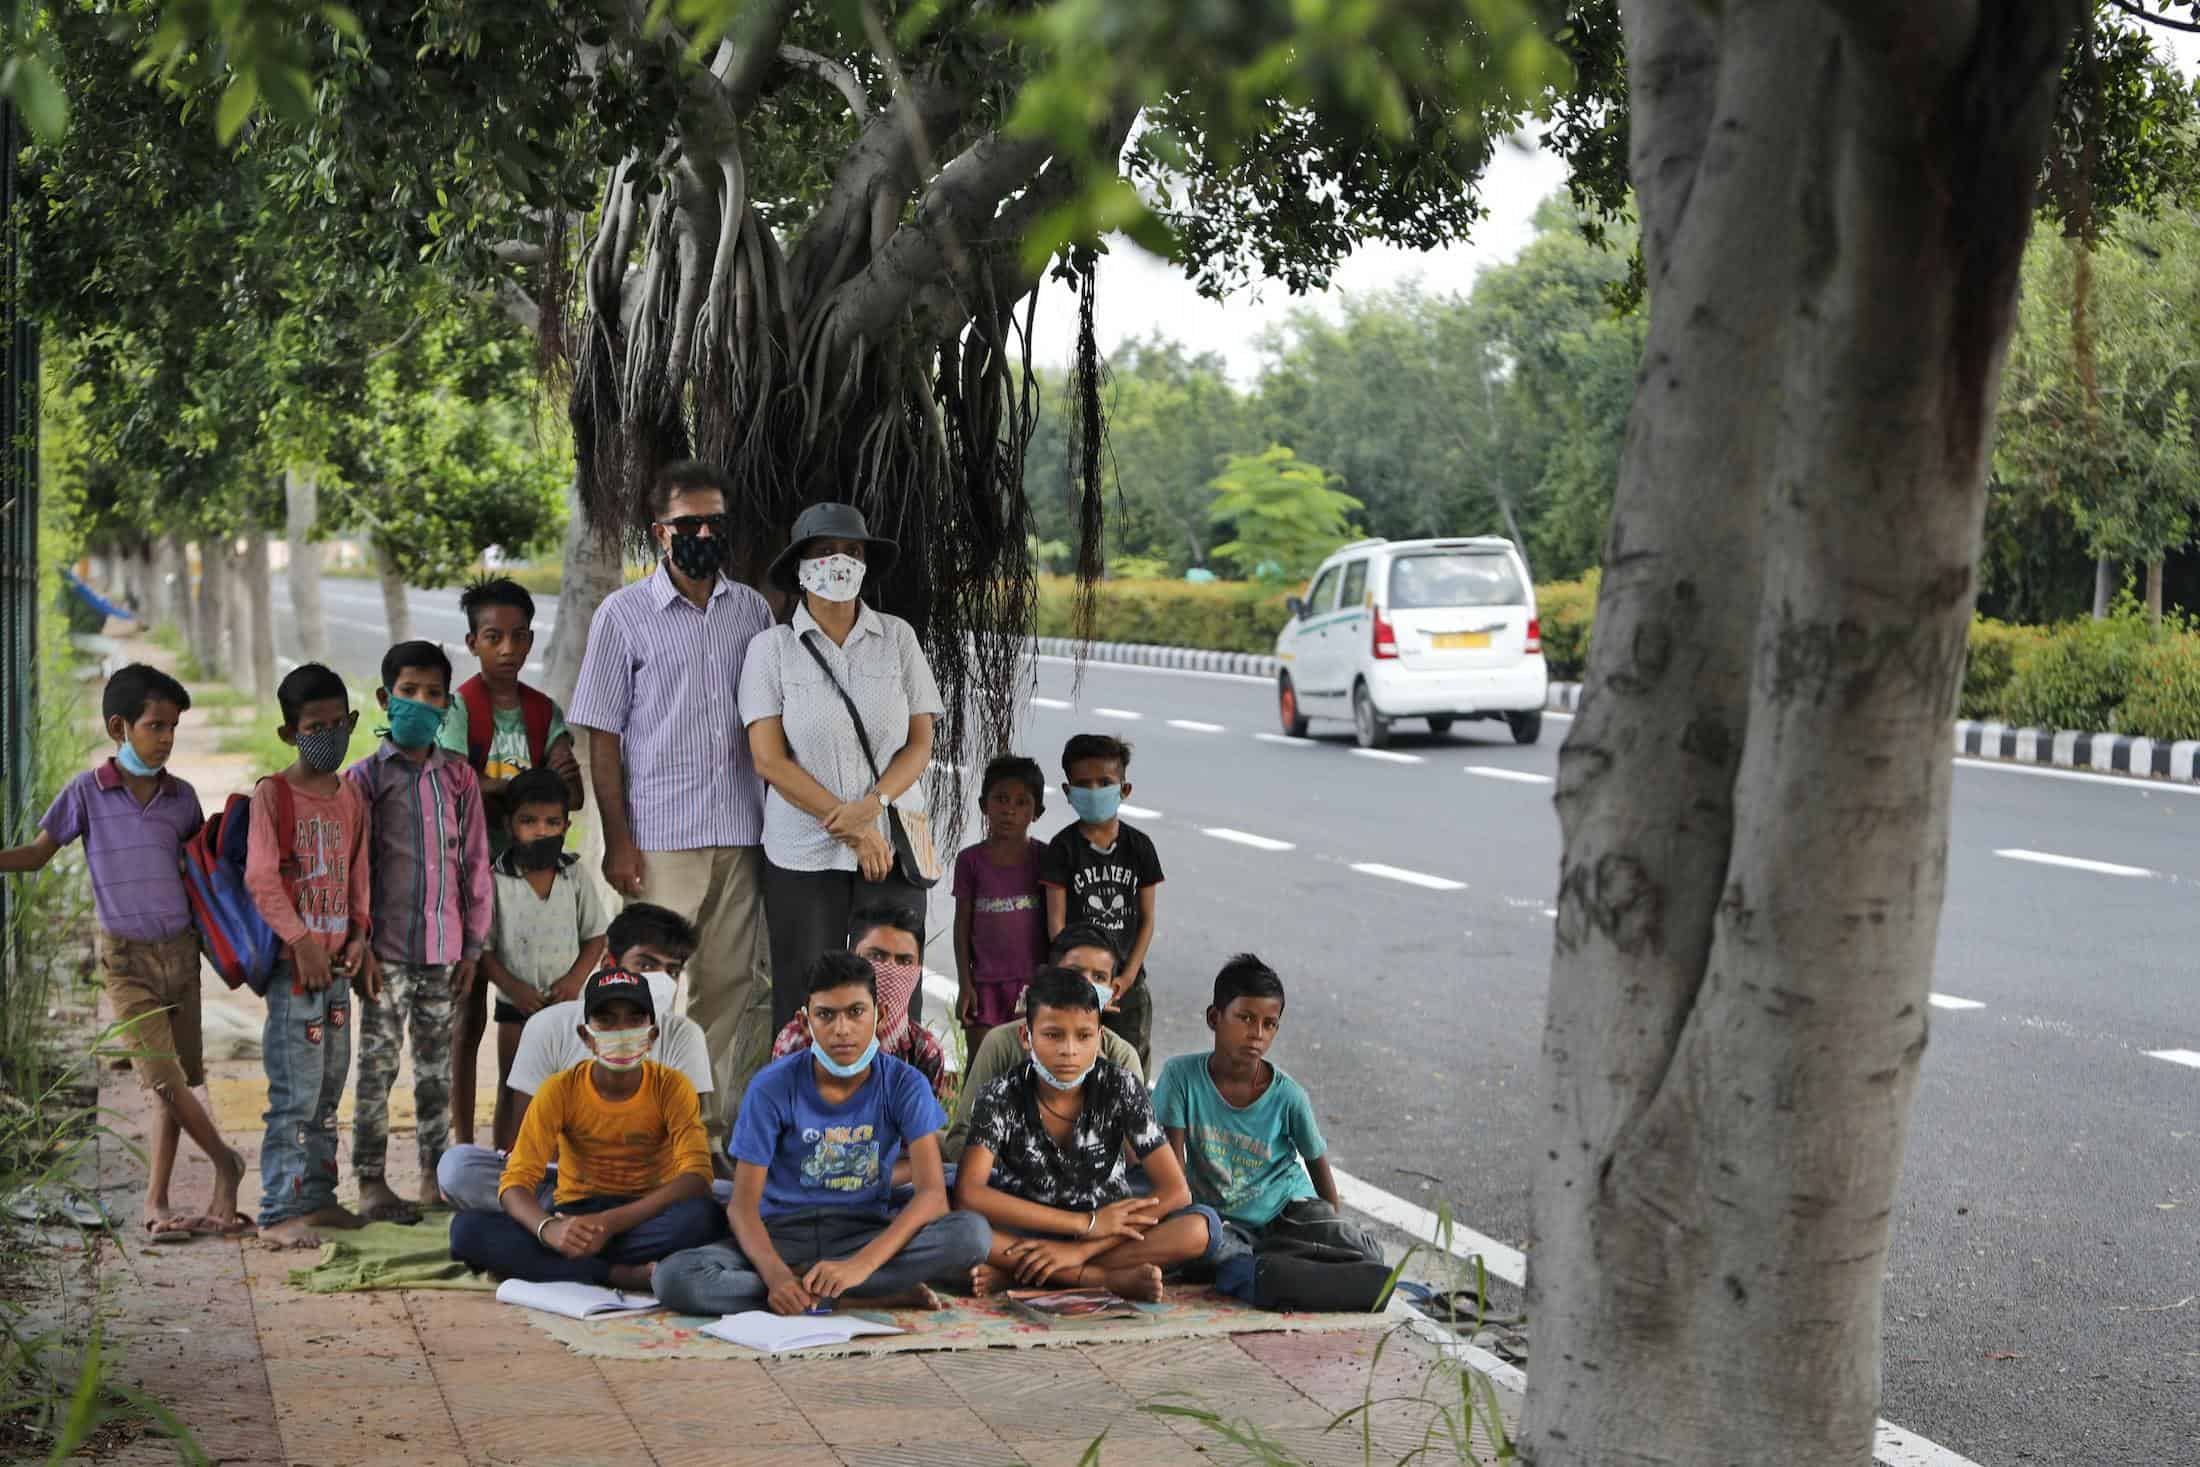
[344,742,493,966]
[38,761,203,942]
[567,565,775,852]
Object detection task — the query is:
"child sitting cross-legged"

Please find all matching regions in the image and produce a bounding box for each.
[653,952,991,1317]
[955,967,1220,1302]
[447,968,724,1289]
[1152,955,1386,1302]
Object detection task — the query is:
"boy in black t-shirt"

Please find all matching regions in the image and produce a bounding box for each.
[1039,733,1164,1067]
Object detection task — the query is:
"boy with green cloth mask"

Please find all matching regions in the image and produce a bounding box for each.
[344,640,494,1224]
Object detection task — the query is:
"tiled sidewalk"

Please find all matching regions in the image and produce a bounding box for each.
[69,646,1519,1466]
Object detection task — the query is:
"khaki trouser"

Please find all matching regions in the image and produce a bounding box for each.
[639,846,774,1146]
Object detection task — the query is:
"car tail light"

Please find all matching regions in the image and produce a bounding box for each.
[1373,606,1399,660]
[1526,617,1542,654]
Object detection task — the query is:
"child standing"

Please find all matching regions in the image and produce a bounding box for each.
[1040,734,1164,1069]
[0,665,249,1239]
[441,576,584,1147]
[479,766,608,1150]
[953,755,1049,1056]
[346,641,493,1224]
[247,664,374,1249]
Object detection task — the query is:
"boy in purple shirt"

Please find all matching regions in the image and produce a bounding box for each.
[0,665,250,1238]
[344,641,493,1223]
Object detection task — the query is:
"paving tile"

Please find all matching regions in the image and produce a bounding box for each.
[273,1384,463,1458]
[425,1350,601,1390]
[1008,1435,1215,1467]
[765,1351,946,1406]
[258,1324,425,1361]
[804,1405,1002,1447]
[832,1441,1030,1467]
[439,1367,624,1424]
[412,1322,542,1361]
[265,1353,436,1391]
[632,1412,830,1453]
[1077,1338,1335,1430]
[923,1349,1171,1440]
[461,1408,649,1466]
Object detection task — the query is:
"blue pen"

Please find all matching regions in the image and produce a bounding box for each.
[805,1303,835,1315]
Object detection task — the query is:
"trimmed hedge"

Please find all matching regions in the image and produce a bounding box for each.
[1034,576,1293,653]
[1537,571,1597,682]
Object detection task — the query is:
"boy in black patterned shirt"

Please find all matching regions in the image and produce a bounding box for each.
[955,968,1219,1300]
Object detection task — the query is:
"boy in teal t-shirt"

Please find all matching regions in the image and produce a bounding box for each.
[1153,955,1383,1279]
[443,576,585,1147]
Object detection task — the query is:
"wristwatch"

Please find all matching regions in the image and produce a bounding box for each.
[872,788,893,811]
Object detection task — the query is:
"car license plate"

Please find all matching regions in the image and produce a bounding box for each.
[1433,632,1491,650]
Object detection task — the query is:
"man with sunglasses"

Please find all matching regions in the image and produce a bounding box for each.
[571,461,777,1156]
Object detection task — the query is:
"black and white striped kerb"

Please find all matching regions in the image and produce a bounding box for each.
[1031,637,1282,679]
[1955,720,2200,782]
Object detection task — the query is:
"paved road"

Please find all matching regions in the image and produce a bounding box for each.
[297,578,2196,1466]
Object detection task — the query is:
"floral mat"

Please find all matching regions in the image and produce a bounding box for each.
[525,1286,1415,1360]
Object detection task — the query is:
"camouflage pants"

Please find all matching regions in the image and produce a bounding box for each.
[351,962,454,1185]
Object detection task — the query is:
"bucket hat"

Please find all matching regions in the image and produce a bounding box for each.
[767,501,899,592]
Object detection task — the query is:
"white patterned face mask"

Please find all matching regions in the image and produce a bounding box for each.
[798,553,866,603]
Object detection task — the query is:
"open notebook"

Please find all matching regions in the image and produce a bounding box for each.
[702,1310,906,1354]
[495,1279,663,1320]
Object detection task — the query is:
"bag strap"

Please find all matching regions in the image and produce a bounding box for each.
[458,675,494,771]
[517,683,556,764]
[798,632,884,785]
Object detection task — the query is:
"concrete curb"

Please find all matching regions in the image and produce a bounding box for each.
[1033,640,2199,786]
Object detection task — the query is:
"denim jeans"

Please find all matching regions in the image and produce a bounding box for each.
[653,1207,991,1316]
[448,1194,728,1286]
[258,971,354,1226]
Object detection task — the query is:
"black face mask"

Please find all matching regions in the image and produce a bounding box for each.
[665,531,725,581]
[511,835,565,871]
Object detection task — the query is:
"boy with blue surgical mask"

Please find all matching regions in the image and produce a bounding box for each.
[447,968,722,1288]
[653,951,991,1317]
[955,968,1219,1302]
[1040,733,1164,1069]
[345,640,493,1225]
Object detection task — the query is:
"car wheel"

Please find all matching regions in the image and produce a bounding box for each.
[1353,682,1392,749]
[1508,711,1543,745]
[1427,716,1455,736]
[1278,675,1310,738]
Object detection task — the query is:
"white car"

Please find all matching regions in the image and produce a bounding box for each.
[1274,537,1550,748]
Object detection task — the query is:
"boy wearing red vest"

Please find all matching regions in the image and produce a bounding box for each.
[443,576,585,1147]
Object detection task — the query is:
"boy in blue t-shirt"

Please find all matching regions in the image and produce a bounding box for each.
[1153,954,1383,1276]
[653,952,991,1316]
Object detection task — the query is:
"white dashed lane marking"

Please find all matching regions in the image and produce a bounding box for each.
[1352,863,1465,892]
[1119,804,1163,820]
[2148,1049,2200,1070]
[1202,828,1296,852]
[1093,706,1144,720]
[1254,733,1315,747]
[1928,994,1984,1011]
[1031,696,1071,710]
[1167,719,1226,733]
[1351,748,1422,765]
[1466,765,1553,785]
[1994,848,2157,878]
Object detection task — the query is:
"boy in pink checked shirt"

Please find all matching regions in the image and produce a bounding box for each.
[344,641,492,1223]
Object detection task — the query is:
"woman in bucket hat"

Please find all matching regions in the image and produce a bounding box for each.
[739,503,943,1031]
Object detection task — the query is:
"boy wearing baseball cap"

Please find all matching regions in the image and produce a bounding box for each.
[448,968,724,1288]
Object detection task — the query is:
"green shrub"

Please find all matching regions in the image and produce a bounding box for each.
[1536,573,1597,681]
[2117,635,2200,741]
[2002,611,2158,732]
[1034,576,1294,653]
[1959,617,2046,721]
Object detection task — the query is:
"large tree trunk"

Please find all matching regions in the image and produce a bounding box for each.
[245,535,277,704]
[159,536,192,638]
[192,541,228,678]
[1522,7,2080,1466]
[226,543,253,693]
[2093,553,2116,618]
[542,476,623,707]
[2145,557,2163,624]
[285,468,331,662]
[375,544,412,645]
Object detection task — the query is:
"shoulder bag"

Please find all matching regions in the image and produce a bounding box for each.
[798,631,942,888]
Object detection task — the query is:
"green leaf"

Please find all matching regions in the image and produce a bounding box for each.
[215,74,258,145]
[9,53,68,142]
[320,4,364,41]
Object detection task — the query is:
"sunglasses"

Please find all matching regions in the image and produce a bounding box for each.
[656,513,728,538]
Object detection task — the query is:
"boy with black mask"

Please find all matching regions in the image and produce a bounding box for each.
[478,766,609,1150]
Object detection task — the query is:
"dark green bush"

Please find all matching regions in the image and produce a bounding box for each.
[1959,617,2046,721]
[2118,635,2200,741]
[1034,576,1293,653]
[2001,611,2158,733]
[1536,573,1597,681]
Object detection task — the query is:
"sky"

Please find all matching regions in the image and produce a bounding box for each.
[1026,133,1569,385]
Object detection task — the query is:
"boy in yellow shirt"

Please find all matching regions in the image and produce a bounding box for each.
[448,969,723,1289]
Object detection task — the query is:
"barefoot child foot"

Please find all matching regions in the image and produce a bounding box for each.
[606,1261,656,1291]
[1098,1264,1165,1303]
[356,1179,421,1225]
[972,1262,1010,1297]
[260,1216,324,1250]
[304,1203,367,1231]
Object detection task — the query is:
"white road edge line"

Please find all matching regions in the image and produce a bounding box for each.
[1927,994,1984,1011]
[1353,862,1466,892]
[1873,1419,1990,1467]
[1118,803,1163,820]
[1993,848,2156,879]
[1466,765,1554,785]
[1031,696,1072,710]
[2146,1049,2200,1069]
[1351,747,1424,764]
[1202,827,1295,852]
[1093,706,1144,720]
[1253,733,1316,747]
[1032,653,1270,687]
[1955,755,2200,796]
[1167,719,1226,733]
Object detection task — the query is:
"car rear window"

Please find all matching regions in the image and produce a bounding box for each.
[1388,552,1525,610]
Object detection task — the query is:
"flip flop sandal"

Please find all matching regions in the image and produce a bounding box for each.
[56,1193,115,1230]
[3,1188,46,1223]
[191,1212,257,1238]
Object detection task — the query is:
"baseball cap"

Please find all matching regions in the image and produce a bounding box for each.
[581,967,656,1026]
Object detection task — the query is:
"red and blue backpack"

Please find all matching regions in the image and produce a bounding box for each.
[181,777,295,995]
